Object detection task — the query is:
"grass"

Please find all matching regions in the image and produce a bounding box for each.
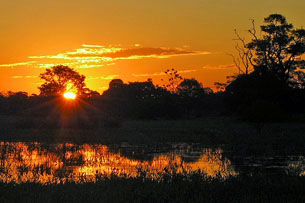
[0,173,305,202]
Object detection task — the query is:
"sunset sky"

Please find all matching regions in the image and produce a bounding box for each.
[0,0,304,94]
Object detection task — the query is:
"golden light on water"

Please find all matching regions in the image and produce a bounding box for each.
[0,142,237,184]
[63,92,76,100]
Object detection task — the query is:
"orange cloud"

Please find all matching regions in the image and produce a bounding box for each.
[68,47,210,59]
[0,61,36,67]
[81,44,104,48]
[132,69,198,77]
[202,64,235,70]
[87,75,119,80]
[0,45,211,72]
[37,63,105,69]
[12,75,38,79]
[26,45,211,69]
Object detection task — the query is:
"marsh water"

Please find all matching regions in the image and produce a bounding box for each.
[0,142,304,184]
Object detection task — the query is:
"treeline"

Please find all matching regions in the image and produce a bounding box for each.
[1,73,305,123]
[0,14,304,123]
[0,78,222,120]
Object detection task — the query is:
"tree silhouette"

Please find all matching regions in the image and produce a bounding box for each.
[161,68,183,92]
[247,14,305,84]
[38,65,87,96]
[109,79,124,89]
[177,78,205,98]
[225,14,305,120]
[231,14,305,86]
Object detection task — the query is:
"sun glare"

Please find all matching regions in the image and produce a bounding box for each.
[64,92,76,100]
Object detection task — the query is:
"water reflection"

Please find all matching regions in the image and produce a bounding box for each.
[0,142,236,184]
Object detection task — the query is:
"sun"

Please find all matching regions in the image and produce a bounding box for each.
[63,92,76,100]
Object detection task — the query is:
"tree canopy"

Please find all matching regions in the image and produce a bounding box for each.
[38,65,88,96]
[248,14,304,84]
[177,78,208,98]
[225,14,305,120]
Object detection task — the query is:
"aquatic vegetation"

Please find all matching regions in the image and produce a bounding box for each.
[0,142,236,184]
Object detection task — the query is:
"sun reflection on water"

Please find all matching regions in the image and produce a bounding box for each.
[0,142,237,184]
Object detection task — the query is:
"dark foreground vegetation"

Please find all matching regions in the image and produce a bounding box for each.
[1,174,305,203]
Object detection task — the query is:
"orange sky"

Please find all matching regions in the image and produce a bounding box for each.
[0,0,304,94]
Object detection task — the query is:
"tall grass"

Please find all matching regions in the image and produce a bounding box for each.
[0,173,304,202]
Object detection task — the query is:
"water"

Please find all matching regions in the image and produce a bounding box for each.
[0,142,303,184]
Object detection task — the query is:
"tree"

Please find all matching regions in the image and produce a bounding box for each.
[177,78,206,98]
[104,78,164,100]
[243,14,304,84]
[109,79,124,89]
[38,65,88,96]
[161,68,183,92]
[225,14,305,120]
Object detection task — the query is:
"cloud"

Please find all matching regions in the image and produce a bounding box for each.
[202,64,235,70]
[67,47,211,60]
[87,75,119,80]
[178,69,198,74]
[37,63,105,69]
[29,46,210,63]
[1,45,211,69]
[82,44,104,48]
[132,72,166,77]
[0,61,36,67]
[132,69,198,77]
[12,75,38,79]
[75,64,105,69]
